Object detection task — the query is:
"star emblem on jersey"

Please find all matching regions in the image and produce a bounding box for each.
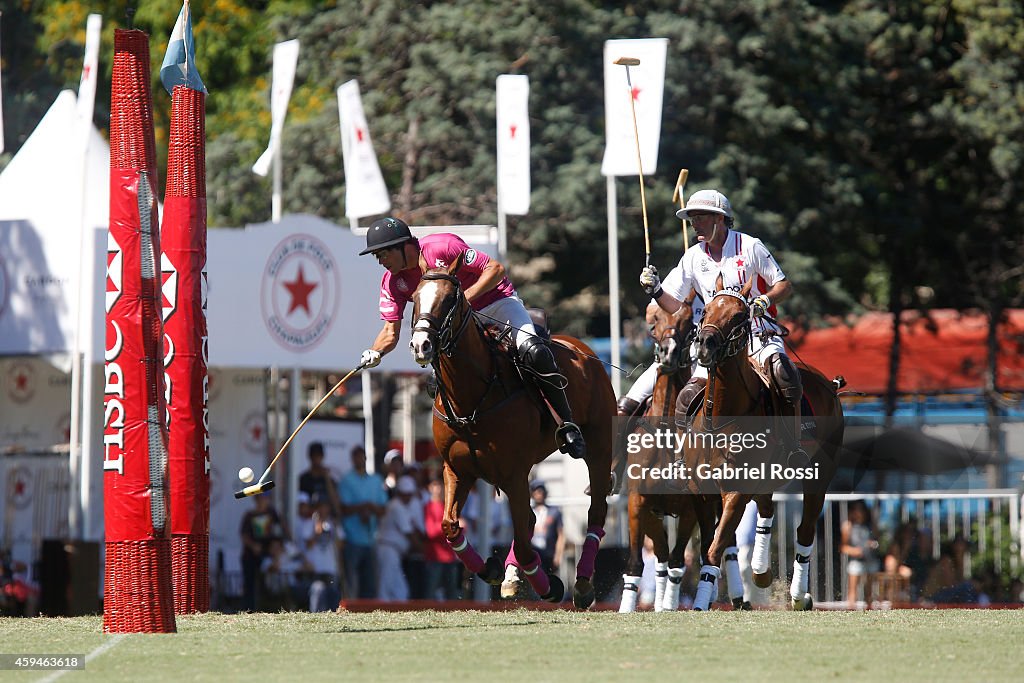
[735,258,745,267]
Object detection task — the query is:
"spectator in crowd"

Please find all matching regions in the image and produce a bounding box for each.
[338,446,387,599]
[239,494,284,611]
[904,524,935,601]
[0,554,39,617]
[376,476,426,601]
[298,441,341,518]
[383,448,405,497]
[259,538,310,611]
[402,463,430,599]
[840,499,879,609]
[300,497,345,612]
[423,478,462,601]
[923,537,982,604]
[529,481,564,575]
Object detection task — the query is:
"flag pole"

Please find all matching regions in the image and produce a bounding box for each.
[607,175,621,397]
[272,136,282,223]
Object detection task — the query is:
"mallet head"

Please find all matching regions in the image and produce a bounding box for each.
[614,57,641,66]
[234,479,276,499]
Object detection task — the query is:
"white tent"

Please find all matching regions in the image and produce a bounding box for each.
[0,90,108,359]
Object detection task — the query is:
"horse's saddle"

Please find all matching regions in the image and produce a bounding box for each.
[680,361,816,441]
[483,306,551,353]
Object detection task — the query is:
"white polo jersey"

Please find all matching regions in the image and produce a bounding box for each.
[662,229,786,339]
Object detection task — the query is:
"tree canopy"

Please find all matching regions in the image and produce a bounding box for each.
[2,0,1021,338]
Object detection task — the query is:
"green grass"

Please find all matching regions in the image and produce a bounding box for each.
[1,609,1022,682]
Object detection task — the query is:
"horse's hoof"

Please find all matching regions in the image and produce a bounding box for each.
[477,556,503,586]
[542,574,565,603]
[753,571,773,589]
[791,593,813,611]
[732,597,748,610]
[741,601,753,611]
[573,577,596,610]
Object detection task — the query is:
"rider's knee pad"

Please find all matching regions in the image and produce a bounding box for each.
[769,353,802,403]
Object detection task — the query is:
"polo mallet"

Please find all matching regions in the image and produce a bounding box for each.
[673,168,690,249]
[614,56,652,267]
[234,361,368,498]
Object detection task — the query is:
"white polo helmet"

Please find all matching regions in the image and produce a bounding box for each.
[676,189,732,220]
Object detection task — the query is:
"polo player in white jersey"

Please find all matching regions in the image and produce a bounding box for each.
[639,189,807,465]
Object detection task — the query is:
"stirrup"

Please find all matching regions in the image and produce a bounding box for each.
[786,446,809,469]
[426,369,438,398]
[556,422,586,460]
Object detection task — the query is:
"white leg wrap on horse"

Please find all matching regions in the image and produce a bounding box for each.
[619,575,640,613]
[751,516,774,575]
[724,546,744,601]
[663,567,684,611]
[693,565,721,611]
[791,541,813,599]
[654,562,669,613]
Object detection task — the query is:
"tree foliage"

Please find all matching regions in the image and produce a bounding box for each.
[2,0,1020,338]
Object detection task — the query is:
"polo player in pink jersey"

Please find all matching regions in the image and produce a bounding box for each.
[358,217,586,459]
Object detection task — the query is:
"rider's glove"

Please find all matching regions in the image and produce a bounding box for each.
[640,265,663,298]
[751,295,771,318]
[360,349,382,368]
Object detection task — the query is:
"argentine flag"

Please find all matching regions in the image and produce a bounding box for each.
[161,0,206,94]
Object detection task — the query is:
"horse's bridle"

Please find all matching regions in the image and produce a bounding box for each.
[653,317,696,373]
[699,290,751,368]
[414,272,473,358]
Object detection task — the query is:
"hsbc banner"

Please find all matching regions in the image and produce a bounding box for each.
[206,367,267,574]
[104,168,170,542]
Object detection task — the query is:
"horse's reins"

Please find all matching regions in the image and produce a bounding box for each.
[417,272,522,431]
[699,289,762,432]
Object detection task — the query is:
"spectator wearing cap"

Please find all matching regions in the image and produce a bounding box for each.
[299,442,341,519]
[383,448,404,498]
[338,446,388,599]
[376,475,425,601]
[530,481,564,575]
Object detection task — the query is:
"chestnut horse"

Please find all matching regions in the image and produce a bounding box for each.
[619,301,747,612]
[409,257,615,608]
[682,278,845,610]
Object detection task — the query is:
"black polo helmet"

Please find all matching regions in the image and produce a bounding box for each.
[359,217,414,255]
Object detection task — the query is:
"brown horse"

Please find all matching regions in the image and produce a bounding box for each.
[683,278,845,610]
[619,300,748,611]
[409,256,615,608]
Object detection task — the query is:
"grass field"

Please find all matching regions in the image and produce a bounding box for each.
[2,609,1022,682]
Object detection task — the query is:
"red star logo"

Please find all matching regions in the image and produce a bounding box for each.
[14,479,25,496]
[16,373,27,390]
[355,127,365,142]
[735,258,745,267]
[250,424,263,442]
[509,124,517,139]
[283,265,318,316]
[631,86,641,101]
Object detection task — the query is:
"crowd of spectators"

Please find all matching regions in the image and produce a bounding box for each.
[238,443,550,611]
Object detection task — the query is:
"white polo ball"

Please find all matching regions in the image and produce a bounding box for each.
[238,466,255,483]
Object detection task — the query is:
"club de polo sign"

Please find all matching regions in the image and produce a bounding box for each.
[260,234,340,351]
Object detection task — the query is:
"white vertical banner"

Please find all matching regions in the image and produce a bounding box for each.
[337,79,390,220]
[496,74,530,216]
[0,11,5,155]
[252,39,300,177]
[601,38,668,177]
[77,14,102,130]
